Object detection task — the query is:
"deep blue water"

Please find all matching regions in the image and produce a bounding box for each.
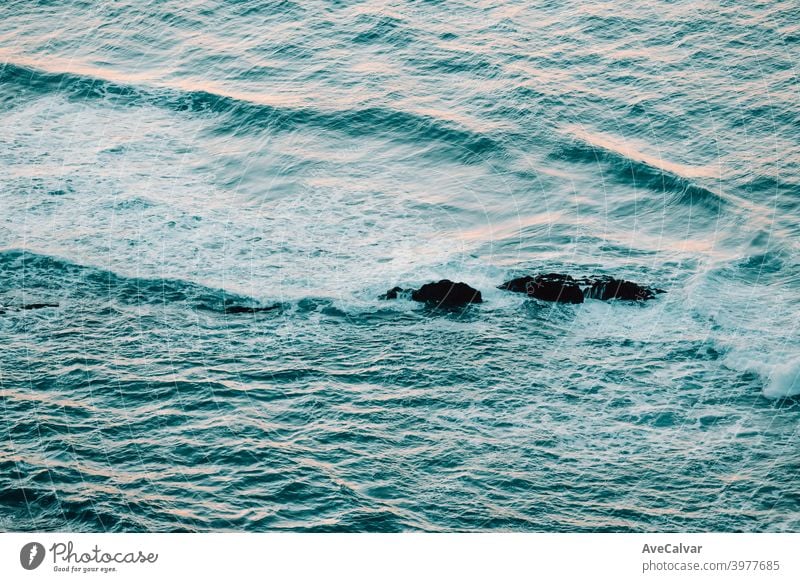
[1,0,799,532]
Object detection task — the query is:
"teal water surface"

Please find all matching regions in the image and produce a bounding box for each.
[1,0,799,531]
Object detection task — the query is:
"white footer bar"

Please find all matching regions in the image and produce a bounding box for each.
[1,533,797,581]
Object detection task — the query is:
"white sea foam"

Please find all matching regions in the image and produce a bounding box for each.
[764,357,800,399]
[724,349,800,399]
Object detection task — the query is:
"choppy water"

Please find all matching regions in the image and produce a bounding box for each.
[1,0,799,532]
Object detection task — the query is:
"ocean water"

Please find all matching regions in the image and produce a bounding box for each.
[1,0,798,532]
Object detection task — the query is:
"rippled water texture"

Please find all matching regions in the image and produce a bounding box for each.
[1,1,799,531]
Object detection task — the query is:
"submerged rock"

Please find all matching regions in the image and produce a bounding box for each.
[222,304,281,314]
[0,302,59,314]
[195,299,283,315]
[380,280,482,306]
[499,274,663,303]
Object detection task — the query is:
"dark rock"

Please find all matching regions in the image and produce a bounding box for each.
[499,274,663,303]
[381,280,482,306]
[498,274,584,304]
[378,286,408,300]
[412,280,482,306]
[584,277,659,301]
[496,276,535,294]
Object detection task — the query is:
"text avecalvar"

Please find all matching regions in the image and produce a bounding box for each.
[642,543,702,554]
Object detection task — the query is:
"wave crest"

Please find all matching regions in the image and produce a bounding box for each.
[0,60,500,159]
